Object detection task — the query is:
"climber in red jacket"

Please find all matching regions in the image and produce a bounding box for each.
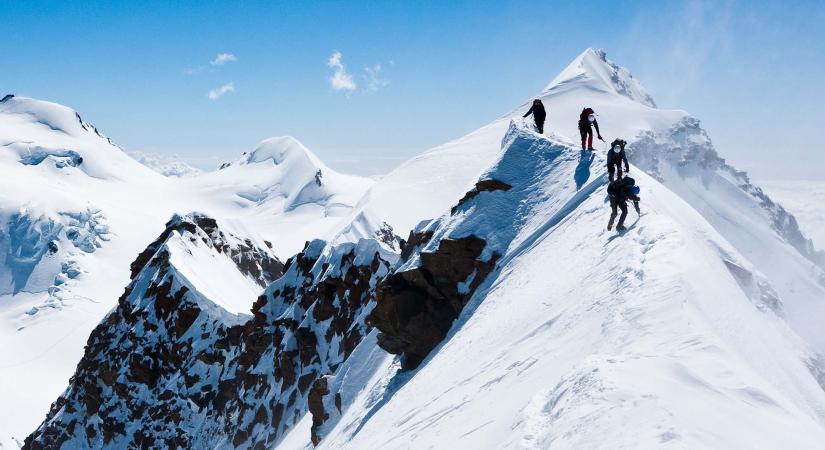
[578,107,603,150]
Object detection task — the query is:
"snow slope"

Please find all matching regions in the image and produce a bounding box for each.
[331,48,825,357]
[762,180,825,249]
[0,95,371,444]
[313,122,825,450]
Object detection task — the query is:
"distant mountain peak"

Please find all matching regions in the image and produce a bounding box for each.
[241,136,325,168]
[543,48,657,108]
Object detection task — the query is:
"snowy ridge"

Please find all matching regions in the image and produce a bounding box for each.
[25,216,395,449]
[313,122,825,450]
[0,103,372,442]
[25,213,284,449]
[330,47,825,356]
[543,48,657,108]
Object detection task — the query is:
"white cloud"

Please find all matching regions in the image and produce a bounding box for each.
[211,53,238,66]
[185,52,238,74]
[208,82,235,100]
[327,51,357,92]
[364,64,389,93]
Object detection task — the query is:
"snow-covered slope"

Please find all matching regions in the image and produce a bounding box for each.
[184,137,373,257]
[331,48,825,356]
[313,122,825,449]
[0,96,372,444]
[761,180,825,249]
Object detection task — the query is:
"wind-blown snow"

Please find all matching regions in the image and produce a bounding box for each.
[762,180,825,249]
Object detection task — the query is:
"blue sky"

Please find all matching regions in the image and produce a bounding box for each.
[1,0,823,179]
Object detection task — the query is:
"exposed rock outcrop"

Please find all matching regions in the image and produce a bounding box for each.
[24,215,393,450]
[369,233,499,369]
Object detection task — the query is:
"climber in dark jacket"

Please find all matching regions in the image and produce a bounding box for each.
[523,99,547,134]
[607,139,630,181]
[578,107,602,150]
[607,175,640,231]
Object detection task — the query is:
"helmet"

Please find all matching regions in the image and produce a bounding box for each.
[533,99,542,105]
[588,114,596,123]
[612,145,621,153]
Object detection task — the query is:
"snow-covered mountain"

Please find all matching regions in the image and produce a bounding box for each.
[0,95,372,445]
[331,47,825,357]
[6,47,825,449]
[762,180,825,250]
[26,214,393,449]
[313,121,825,450]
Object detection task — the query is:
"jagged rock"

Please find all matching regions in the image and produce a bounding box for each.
[374,221,403,251]
[308,376,331,445]
[370,235,499,369]
[25,216,393,450]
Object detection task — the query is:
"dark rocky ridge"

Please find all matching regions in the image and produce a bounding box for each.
[24,215,392,449]
[369,230,500,370]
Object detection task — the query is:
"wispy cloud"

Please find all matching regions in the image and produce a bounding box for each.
[327,51,357,93]
[211,53,238,66]
[327,51,391,95]
[185,52,238,74]
[363,64,389,93]
[208,82,235,100]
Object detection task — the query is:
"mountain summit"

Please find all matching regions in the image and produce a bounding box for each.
[543,48,657,108]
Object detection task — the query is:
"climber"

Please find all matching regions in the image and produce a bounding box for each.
[523,99,547,134]
[607,175,641,232]
[578,107,603,150]
[607,139,630,181]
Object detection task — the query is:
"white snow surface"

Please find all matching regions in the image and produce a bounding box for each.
[762,180,825,249]
[329,47,825,365]
[309,123,825,450]
[0,95,371,443]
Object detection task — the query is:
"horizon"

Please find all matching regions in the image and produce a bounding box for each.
[2,0,824,181]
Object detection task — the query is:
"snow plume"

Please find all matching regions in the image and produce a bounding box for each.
[207,82,235,100]
[327,51,357,93]
[210,52,237,65]
[621,0,734,99]
[364,64,389,93]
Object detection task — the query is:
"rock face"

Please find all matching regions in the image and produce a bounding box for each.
[369,229,499,369]
[24,215,393,449]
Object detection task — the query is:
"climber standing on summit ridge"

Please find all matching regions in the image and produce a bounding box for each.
[607,139,630,181]
[578,107,603,150]
[523,99,547,134]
